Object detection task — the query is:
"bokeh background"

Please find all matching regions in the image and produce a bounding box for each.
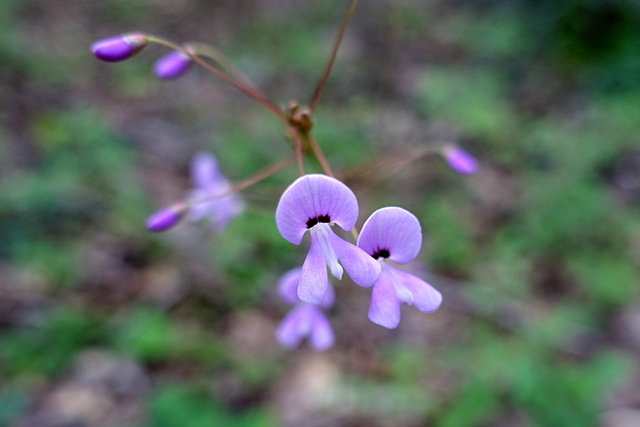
[2,0,640,426]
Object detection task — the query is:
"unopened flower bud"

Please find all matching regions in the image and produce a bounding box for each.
[153,50,193,80]
[146,203,188,232]
[91,33,148,62]
[442,145,478,175]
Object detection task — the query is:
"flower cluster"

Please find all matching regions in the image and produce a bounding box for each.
[274,174,442,350]
[92,19,476,352]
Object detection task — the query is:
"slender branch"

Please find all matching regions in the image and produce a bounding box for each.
[293,131,306,176]
[147,36,285,120]
[308,0,359,111]
[304,133,334,177]
[190,154,296,206]
[341,145,442,180]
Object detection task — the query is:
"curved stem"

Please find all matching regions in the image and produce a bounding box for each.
[303,133,334,178]
[308,0,359,112]
[293,131,306,176]
[147,36,285,120]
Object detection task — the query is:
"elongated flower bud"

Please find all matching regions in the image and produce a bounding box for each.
[146,203,188,232]
[442,145,478,175]
[91,33,148,62]
[154,51,193,80]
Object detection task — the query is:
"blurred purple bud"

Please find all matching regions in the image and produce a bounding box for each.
[91,33,147,62]
[146,203,187,232]
[154,51,193,80]
[442,146,478,175]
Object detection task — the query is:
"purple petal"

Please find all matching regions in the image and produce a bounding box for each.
[191,152,224,191]
[277,268,303,306]
[357,207,422,264]
[368,272,401,329]
[308,306,335,351]
[154,50,192,80]
[91,33,147,62]
[275,305,309,349]
[328,230,381,288]
[442,146,478,175]
[390,267,442,313]
[298,233,329,304]
[275,174,359,245]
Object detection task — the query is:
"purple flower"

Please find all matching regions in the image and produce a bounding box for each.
[188,152,244,232]
[154,51,193,80]
[357,207,442,329]
[442,145,478,175]
[275,174,382,305]
[275,268,335,351]
[91,33,148,62]
[146,203,187,232]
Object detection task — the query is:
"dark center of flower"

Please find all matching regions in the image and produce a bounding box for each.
[306,214,331,229]
[372,248,390,260]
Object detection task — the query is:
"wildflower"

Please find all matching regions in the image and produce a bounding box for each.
[146,203,188,232]
[275,174,381,305]
[442,145,478,175]
[275,268,334,351]
[187,151,244,231]
[154,50,193,80]
[91,33,148,62]
[357,207,442,329]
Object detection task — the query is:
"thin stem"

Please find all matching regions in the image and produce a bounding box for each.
[308,0,359,111]
[186,42,255,88]
[147,36,285,120]
[304,133,334,177]
[341,145,443,180]
[294,131,306,176]
[190,154,296,206]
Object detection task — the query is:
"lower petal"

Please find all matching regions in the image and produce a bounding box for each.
[276,305,310,349]
[308,306,335,351]
[368,273,401,329]
[328,231,382,288]
[299,235,329,304]
[392,268,442,313]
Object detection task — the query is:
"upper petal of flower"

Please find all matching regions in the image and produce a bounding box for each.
[191,151,225,192]
[275,174,359,245]
[357,207,422,264]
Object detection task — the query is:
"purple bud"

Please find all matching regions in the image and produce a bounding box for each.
[91,33,148,62]
[442,146,478,175]
[146,203,187,232]
[153,51,192,80]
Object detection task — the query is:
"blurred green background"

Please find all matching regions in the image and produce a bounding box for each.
[1,0,640,426]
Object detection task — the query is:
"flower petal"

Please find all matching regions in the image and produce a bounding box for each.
[328,230,381,288]
[368,272,401,329]
[308,306,335,351]
[298,233,329,304]
[275,174,359,245]
[191,152,225,191]
[357,207,422,264]
[277,268,303,306]
[391,267,442,313]
[275,305,310,349]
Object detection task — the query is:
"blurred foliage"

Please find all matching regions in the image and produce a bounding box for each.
[1,0,640,426]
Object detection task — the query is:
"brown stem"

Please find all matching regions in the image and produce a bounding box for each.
[304,133,334,178]
[308,0,359,112]
[147,36,285,120]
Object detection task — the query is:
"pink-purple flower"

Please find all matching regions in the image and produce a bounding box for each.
[357,207,442,329]
[91,33,148,62]
[275,268,334,351]
[442,145,478,175]
[154,51,193,80]
[188,152,244,231]
[275,174,381,305]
